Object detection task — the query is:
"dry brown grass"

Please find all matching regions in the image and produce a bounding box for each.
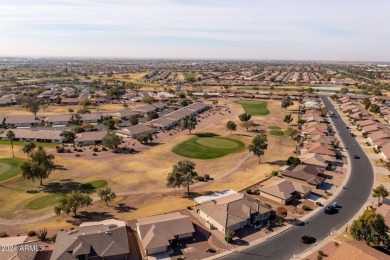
[0,99,296,231]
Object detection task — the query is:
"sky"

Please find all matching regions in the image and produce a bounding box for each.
[0,0,389,61]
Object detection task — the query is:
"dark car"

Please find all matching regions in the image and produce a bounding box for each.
[353,154,360,159]
[300,235,316,244]
[324,206,338,214]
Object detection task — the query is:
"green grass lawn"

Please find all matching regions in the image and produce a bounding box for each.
[269,130,284,136]
[172,136,245,159]
[26,194,66,210]
[268,126,281,130]
[80,180,107,191]
[0,158,24,182]
[234,100,270,116]
[0,140,58,147]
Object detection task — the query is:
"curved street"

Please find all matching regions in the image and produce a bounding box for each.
[223,97,375,260]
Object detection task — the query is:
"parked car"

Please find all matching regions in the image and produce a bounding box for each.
[331,202,338,208]
[324,206,338,214]
[300,235,316,244]
[353,154,360,159]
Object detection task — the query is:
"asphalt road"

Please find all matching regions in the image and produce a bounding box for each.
[223,97,374,260]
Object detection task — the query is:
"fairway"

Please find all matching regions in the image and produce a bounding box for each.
[234,100,270,115]
[26,194,66,210]
[270,130,284,136]
[0,158,24,182]
[172,136,245,159]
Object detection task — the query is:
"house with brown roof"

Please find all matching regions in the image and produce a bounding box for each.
[368,131,390,144]
[300,142,335,156]
[376,203,390,228]
[259,177,311,204]
[2,115,44,127]
[280,164,326,188]
[115,124,155,138]
[197,193,272,234]
[136,212,195,255]
[0,129,64,143]
[328,240,389,260]
[299,153,334,168]
[51,219,130,260]
[44,114,72,126]
[361,124,382,135]
[357,119,377,128]
[0,236,43,260]
[380,143,390,161]
[74,131,108,146]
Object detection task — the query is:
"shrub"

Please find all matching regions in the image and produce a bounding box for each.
[102,147,108,151]
[206,248,216,253]
[264,203,272,209]
[316,202,323,207]
[77,149,82,152]
[246,188,251,194]
[225,230,236,242]
[204,174,210,180]
[93,153,98,156]
[302,205,311,211]
[73,147,78,151]
[197,176,205,181]
[318,250,325,256]
[0,232,8,238]
[271,170,278,176]
[92,147,100,152]
[51,234,57,242]
[75,154,81,157]
[27,230,36,237]
[187,206,192,210]
[275,219,284,227]
[56,146,65,153]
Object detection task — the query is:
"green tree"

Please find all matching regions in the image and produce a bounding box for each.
[63,131,76,143]
[166,160,198,195]
[180,115,197,134]
[226,120,237,134]
[21,147,55,186]
[281,96,294,110]
[129,115,139,125]
[79,99,92,109]
[372,184,389,205]
[350,209,389,246]
[69,113,82,125]
[340,87,349,94]
[249,133,268,163]
[54,191,92,216]
[238,113,253,131]
[102,132,122,149]
[136,133,153,144]
[284,114,293,125]
[97,186,116,206]
[297,116,306,125]
[370,104,381,114]
[103,119,116,132]
[362,98,371,110]
[27,97,40,118]
[285,127,300,142]
[22,142,36,161]
[148,111,159,121]
[6,130,15,158]
[287,156,301,166]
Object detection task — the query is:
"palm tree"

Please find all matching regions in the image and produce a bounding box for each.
[372,185,389,206]
[6,130,15,158]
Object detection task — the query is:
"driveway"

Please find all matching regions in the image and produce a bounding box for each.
[222,96,375,260]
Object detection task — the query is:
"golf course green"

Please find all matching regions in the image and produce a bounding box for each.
[234,100,269,115]
[172,136,245,159]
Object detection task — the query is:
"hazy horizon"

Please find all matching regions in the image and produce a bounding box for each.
[1,0,390,62]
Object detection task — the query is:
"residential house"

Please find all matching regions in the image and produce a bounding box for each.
[136,212,195,255]
[0,236,43,260]
[300,142,335,157]
[280,164,326,188]
[0,129,63,143]
[148,117,177,130]
[45,114,72,126]
[299,153,334,168]
[368,131,390,144]
[74,131,107,146]
[2,115,43,127]
[328,240,389,260]
[197,193,272,234]
[259,177,311,204]
[51,219,130,260]
[80,113,103,124]
[115,124,155,139]
[380,143,390,161]
[361,124,382,135]
[376,203,390,228]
